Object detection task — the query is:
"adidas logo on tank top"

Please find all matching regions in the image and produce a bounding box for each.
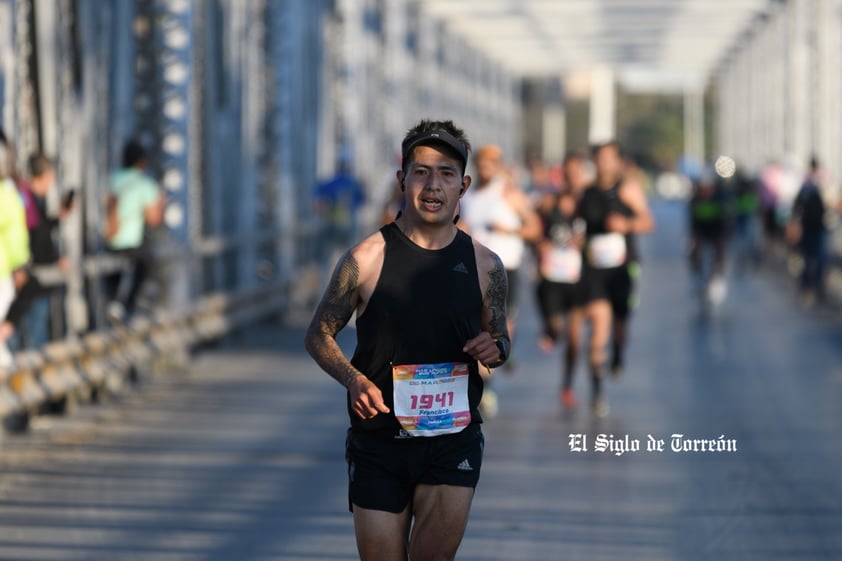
[452,262,469,274]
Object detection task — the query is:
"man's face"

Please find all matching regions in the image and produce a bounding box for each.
[399,145,470,226]
[31,169,55,197]
[475,153,502,184]
[595,145,622,182]
[564,158,589,193]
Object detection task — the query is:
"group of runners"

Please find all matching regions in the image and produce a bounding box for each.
[460,140,655,418]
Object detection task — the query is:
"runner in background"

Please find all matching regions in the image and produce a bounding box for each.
[688,167,731,311]
[787,156,829,307]
[578,141,654,416]
[459,144,541,416]
[534,150,592,409]
[313,157,366,288]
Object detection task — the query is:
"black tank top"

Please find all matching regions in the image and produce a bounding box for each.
[578,181,639,264]
[350,222,485,433]
[542,194,578,245]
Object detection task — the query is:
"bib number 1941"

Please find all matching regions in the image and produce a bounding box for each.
[411,391,455,410]
[392,362,471,437]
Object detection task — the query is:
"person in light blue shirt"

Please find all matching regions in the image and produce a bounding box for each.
[104,140,165,322]
[108,169,161,250]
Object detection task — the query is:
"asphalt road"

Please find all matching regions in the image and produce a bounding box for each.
[0,201,840,561]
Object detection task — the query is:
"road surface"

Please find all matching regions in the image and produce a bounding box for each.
[0,201,840,560]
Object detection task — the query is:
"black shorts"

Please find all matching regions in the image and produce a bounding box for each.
[536,278,585,320]
[345,423,484,513]
[582,263,637,319]
[608,265,633,319]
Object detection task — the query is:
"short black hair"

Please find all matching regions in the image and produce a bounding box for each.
[590,140,623,159]
[401,119,471,175]
[563,149,587,166]
[122,139,148,168]
[28,152,54,177]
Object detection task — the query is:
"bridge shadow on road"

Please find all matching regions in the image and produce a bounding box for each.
[1,202,841,560]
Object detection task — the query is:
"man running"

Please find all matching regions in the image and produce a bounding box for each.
[788,156,828,306]
[305,119,509,561]
[458,144,540,416]
[460,144,541,344]
[534,150,590,409]
[688,169,730,308]
[578,141,654,416]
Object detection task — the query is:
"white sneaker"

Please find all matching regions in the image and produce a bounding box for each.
[708,275,727,306]
[479,388,499,419]
[591,396,610,418]
[107,301,126,324]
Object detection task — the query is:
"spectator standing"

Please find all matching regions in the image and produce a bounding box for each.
[0,139,31,366]
[5,154,74,349]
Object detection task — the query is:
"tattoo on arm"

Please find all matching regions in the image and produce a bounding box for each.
[484,254,511,364]
[304,251,365,387]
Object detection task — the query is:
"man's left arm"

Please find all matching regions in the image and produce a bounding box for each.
[616,180,655,234]
[502,186,543,244]
[463,251,510,369]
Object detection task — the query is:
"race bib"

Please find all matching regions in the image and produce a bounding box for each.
[587,233,627,269]
[540,246,582,283]
[392,362,471,437]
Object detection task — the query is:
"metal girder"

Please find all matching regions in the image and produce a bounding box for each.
[417,0,773,90]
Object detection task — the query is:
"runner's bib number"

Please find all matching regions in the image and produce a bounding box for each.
[393,362,471,437]
[540,246,582,283]
[587,233,627,269]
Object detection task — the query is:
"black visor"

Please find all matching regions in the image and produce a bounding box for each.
[401,130,469,172]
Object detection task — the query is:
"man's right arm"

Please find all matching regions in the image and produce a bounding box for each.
[304,250,364,388]
[304,249,391,419]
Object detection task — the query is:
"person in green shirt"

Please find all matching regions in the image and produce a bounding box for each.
[0,180,30,278]
[0,139,31,365]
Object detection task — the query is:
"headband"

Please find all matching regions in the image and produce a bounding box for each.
[401,130,469,171]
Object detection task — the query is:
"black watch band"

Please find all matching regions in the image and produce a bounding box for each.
[494,338,509,364]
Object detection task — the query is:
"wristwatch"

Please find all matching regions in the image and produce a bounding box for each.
[492,338,508,365]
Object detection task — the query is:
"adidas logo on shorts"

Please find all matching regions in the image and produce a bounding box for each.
[456,458,473,471]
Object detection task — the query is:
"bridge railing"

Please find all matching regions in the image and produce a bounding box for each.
[0,279,291,434]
